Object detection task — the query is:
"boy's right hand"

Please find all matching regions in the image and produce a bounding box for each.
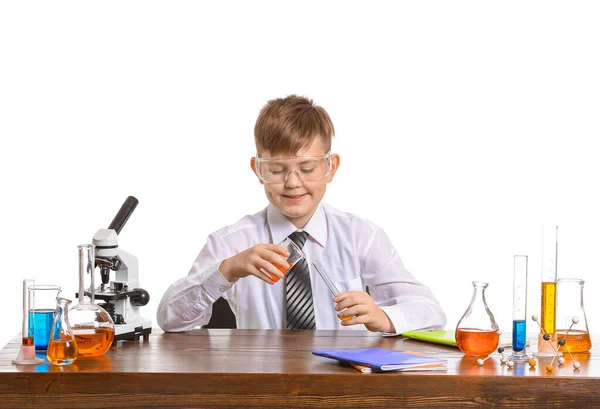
[219,244,290,284]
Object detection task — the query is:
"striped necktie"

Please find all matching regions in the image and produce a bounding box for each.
[285,231,316,329]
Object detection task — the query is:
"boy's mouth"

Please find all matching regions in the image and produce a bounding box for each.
[283,193,307,202]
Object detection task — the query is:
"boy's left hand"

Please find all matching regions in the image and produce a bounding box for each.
[334,291,396,333]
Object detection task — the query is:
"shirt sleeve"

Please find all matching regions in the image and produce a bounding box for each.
[360,227,447,335]
[156,233,235,332]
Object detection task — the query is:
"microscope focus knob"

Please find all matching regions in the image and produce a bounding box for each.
[130,288,150,307]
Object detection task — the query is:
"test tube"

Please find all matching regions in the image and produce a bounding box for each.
[541,225,558,335]
[22,279,35,347]
[312,261,353,322]
[12,279,43,365]
[511,255,529,360]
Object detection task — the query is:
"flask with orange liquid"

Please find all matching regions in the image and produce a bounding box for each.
[455,281,500,356]
[555,278,592,353]
[47,298,78,365]
[70,244,115,356]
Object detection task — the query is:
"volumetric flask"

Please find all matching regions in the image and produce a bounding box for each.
[555,278,591,353]
[28,284,62,349]
[455,281,499,356]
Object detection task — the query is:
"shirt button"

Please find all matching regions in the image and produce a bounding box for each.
[219,286,227,292]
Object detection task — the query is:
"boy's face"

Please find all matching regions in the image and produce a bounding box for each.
[251,137,340,228]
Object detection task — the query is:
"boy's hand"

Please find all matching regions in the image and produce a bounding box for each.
[334,291,396,333]
[219,244,290,284]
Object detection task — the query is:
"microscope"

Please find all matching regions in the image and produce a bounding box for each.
[89,196,152,341]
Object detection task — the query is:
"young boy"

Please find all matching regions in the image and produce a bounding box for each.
[157,95,446,334]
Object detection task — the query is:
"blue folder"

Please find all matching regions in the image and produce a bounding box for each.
[312,347,446,371]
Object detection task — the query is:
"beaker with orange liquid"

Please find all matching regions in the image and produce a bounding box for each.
[455,281,500,356]
[555,278,592,353]
[265,237,305,282]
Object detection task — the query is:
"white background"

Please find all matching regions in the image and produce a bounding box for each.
[1,1,599,350]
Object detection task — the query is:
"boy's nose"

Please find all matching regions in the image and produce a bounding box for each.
[284,170,303,188]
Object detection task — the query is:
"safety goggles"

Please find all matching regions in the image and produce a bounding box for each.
[254,153,332,184]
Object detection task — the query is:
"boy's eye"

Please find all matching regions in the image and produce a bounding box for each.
[300,167,316,173]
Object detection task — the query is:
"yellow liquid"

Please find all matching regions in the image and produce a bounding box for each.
[74,327,115,357]
[47,339,78,365]
[541,282,556,334]
[556,330,592,352]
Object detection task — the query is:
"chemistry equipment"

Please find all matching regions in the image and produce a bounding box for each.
[539,225,558,356]
[82,196,152,342]
[29,284,62,349]
[70,244,115,356]
[47,298,78,365]
[510,255,530,361]
[312,261,354,322]
[12,279,43,365]
[555,278,591,353]
[455,281,500,356]
[265,237,305,283]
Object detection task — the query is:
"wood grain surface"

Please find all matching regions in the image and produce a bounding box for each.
[0,329,598,408]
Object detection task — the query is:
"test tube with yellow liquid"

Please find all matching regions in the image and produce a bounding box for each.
[539,225,558,356]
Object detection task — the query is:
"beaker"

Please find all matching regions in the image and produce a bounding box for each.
[455,281,499,356]
[47,297,78,365]
[28,284,62,349]
[555,278,591,353]
[264,237,305,282]
[70,244,115,356]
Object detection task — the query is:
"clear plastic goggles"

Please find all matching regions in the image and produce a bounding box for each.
[255,153,332,184]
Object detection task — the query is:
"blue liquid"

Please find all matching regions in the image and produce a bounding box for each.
[28,309,54,349]
[512,319,527,352]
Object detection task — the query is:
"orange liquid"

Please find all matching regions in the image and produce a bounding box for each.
[74,327,115,356]
[556,329,592,353]
[456,328,499,356]
[267,262,293,282]
[22,337,33,346]
[47,339,78,365]
[339,315,353,322]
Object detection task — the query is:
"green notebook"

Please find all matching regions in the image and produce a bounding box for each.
[402,330,524,348]
[402,330,458,347]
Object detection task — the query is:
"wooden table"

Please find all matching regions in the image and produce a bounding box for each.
[0,329,598,408]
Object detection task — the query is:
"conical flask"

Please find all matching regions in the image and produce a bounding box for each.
[47,298,78,365]
[70,244,115,356]
[455,281,499,356]
[556,278,591,353]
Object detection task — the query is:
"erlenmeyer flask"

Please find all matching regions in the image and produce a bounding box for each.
[47,298,78,365]
[455,281,499,356]
[556,278,591,353]
[70,244,115,356]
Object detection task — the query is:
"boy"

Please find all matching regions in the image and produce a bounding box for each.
[157,95,446,334]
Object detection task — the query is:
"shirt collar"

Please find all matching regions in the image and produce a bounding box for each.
[267,203,327,248]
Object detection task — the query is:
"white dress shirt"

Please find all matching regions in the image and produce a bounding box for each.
[157,202,446,334]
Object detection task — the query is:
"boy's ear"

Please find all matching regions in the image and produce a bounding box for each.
[325,154,340,183]
[250,157,264,185]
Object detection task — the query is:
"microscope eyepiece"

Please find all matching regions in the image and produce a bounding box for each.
[108,196,139,235]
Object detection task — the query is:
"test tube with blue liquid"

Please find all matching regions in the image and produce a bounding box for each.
[510,255,530,361]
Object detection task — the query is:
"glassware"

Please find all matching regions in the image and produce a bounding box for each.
[455,281,499,356]
[12,279,44,365]
[538,225,558,356]
[28,284,62,349]
[510,255,530,361]
[70,244,115,356]
[264,237,305,282]
[555,278,591,353]
[47,298,78,365]
[312,261,354,322]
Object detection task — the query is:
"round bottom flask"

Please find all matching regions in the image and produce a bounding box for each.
[71,244,115,357]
